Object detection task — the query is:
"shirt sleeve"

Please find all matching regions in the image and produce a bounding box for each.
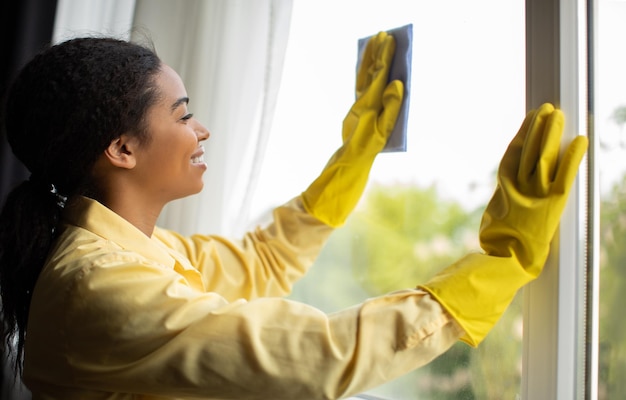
[153,197,335,301]
[24,249,465,400]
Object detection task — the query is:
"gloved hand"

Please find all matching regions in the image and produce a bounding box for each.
[419,103,588,346]
[301,31,404,227]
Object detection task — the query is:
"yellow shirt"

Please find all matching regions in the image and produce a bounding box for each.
[24,196,464,400]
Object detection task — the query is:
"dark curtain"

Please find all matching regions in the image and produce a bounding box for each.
[1,0,58,203]
[1,0,58,398]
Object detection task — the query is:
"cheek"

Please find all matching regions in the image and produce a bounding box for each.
[171,131,200,168]
[181,128,200,151]
[162,129,196,155]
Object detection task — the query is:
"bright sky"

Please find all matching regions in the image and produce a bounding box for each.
[250,0,626,220]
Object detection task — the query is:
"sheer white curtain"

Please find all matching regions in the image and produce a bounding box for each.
[53,0,136,42]
[53,0,294,237]
[133,0,293,236]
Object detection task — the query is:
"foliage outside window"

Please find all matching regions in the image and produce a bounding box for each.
[598,104,626,399]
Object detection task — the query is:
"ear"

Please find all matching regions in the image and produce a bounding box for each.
[103,135,139,169]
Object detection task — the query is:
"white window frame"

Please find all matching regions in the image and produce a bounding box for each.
[523,0,599,399]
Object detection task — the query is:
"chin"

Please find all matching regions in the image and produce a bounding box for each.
[191,181,205,195]
[172,183,204,201]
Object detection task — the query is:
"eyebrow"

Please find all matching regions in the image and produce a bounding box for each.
[170,97,189,113]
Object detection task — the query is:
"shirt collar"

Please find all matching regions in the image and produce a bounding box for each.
[62,196,175,269]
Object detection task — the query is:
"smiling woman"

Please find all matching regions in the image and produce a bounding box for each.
[0,36,466,400]
[0,33,587,400]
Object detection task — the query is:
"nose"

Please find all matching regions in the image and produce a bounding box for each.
[193,119,210,142]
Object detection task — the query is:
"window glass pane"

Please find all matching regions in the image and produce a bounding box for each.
[597,1,626,398]
[251,1,525,398]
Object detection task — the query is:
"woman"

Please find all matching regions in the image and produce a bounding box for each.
[0,35,587,399]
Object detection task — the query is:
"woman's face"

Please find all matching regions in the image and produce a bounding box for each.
[132,64,210,203]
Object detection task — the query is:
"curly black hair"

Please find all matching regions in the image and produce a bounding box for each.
[0,37,162,373]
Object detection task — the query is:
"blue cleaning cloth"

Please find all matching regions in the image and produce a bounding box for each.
[357,24,413,152]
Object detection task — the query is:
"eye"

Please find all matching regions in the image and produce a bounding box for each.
[180,113,194,122]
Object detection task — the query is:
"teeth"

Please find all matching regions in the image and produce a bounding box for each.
[191,154,204,164]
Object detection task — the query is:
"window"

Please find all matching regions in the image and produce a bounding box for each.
[251,1,526,398]
[251,1,625,399]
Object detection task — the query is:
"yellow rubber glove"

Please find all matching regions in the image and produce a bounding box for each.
[301,31,404,227]
[419,103,588,346]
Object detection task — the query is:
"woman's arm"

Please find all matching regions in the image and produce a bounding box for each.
[25,244,463,400]
[153,197,334,300]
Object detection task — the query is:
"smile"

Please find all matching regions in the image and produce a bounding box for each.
[191,146,205,164]
[191,154,204,164]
